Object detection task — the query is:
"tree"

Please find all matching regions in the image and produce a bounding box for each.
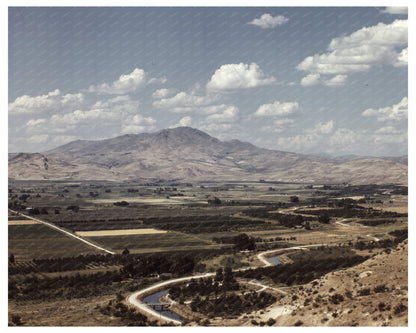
[233,233,256,251]
[66,205,79,212]
[208,197,222,205]
[318,214,330,224]
[11,314,22,326]
[290,196,299,203]
[9,253,15,264]
[215,268,223,282]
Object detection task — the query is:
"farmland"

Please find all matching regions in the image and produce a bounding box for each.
[8,180,408,326]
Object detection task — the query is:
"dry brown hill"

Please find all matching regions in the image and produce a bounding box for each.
[263,241,408,326]
[8,127,408,184]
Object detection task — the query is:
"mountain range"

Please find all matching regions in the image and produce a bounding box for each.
[8,127,408,184]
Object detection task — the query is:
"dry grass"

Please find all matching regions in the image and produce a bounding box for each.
[8,220,40,225]
[75,228,167,237]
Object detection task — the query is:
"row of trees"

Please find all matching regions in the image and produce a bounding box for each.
[212,233,257,251]
[235,254,368,286]
[169,267,276,318]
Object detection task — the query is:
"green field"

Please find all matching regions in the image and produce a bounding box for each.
[83,231,218,253]
[8,224,101,260]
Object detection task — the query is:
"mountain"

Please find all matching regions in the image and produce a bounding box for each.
[8,127,408,184]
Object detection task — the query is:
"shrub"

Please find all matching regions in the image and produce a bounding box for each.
[358,288,371,296]
[266,318,276,326]
[393,303,407,315]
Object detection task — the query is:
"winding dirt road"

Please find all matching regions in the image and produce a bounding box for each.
[126,243,327,325]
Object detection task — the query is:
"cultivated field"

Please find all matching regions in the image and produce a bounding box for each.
[8,180,408,326]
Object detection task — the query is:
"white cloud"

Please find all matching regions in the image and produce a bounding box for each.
[152,88,176,99]
[362,97,408,121]
[324,74,348,87]
[394,47,408,67]
[314,120,335,134]
[375,126,401,134]
[122,114,156,134]
[300,73,321,87]
[329,128,356,146]
[177,116,192,127]
[380,7,408,15]
[28,134,50,144]
[88,68,147,94]
[153,91,217,111]
[26,118,46,127]
[248,13,288,29]
[18,93,155,143]
[274,118,294,126]
[262,118,295,133]
[206,105,238,122]
[254,101,299,117]
[297,19,408,82]
[206,63,276,92]
[147,76,168,85]
[9,89,84,115]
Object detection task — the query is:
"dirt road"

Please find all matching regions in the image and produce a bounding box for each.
[126,243,328,325]
[8,209,116,255]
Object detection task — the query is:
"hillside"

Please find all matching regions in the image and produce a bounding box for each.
[209,241,408,327]
[268,241,408,326]
[8,127,408,184]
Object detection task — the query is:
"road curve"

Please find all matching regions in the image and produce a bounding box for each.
[127,243,327,325]
[257,244,326,267]
[8,209,116,255]
[126,272,216,325]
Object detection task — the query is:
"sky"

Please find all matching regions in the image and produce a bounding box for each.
[8,5,409,157]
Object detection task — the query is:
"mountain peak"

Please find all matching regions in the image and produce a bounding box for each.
[9,127,408,184]
[152,127,220,146]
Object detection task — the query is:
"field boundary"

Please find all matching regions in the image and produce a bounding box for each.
[8,209,116,255]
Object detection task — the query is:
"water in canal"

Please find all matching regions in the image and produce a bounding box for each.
[142,289,184,322]
[267,256,282,265]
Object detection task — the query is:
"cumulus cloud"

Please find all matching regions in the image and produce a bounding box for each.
[329,128,356,146]
[297,19,408,85]
[248,13,289,29]
[152,91,218,113]
[18,93,156,148]
[88,68,147,94]
[253,101,299,117]
[9,89,84,115]
[380,7,408,15]
[206,105,238,122]
[262,118,295,133]
[362,97,408,121]
[394,47,408,67]
[375,126,401,134]
[122,114,156,134]
[178,116,192,127]
[152,88,176,99]
[147,76,168,85]
[324,75,348,87]
[206,63,276,92]
[26,118,46,127]
[300,73,321,87]
[153,91,217,111]
[314,120,335,134]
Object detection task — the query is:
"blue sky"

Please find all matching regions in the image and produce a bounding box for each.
[8,6,408,156]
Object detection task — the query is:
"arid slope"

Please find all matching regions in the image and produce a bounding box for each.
[8,127,408,184]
